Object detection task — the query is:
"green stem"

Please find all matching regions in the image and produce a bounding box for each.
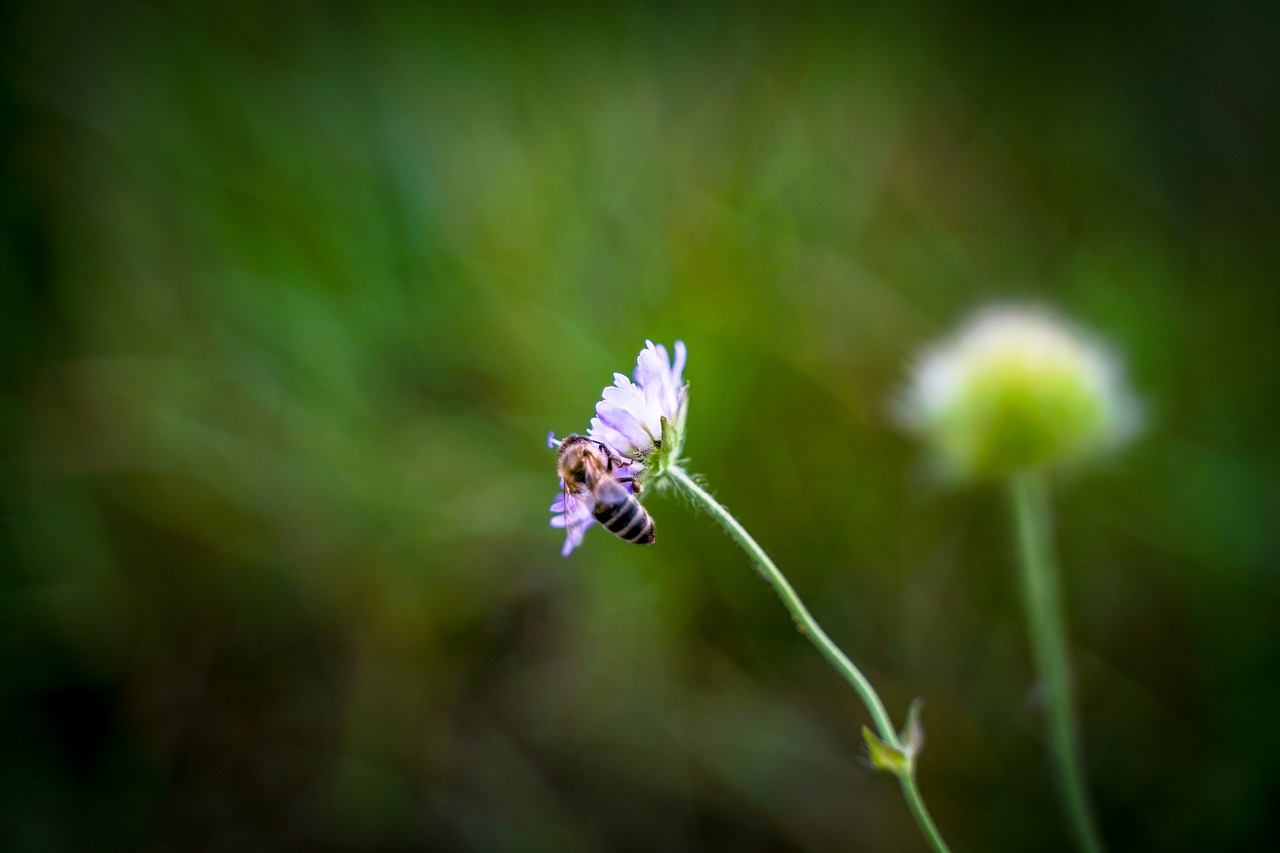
[898,773,948,853]
[1009,470,1104,853]
[667,465,949,853]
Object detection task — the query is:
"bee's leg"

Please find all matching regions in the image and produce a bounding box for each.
[596,441,617,468]
[615,475,641,494]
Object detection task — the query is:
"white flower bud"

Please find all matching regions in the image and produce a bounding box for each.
[902,306,1139,479]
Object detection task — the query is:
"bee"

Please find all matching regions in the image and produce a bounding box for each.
[555,434,655,546]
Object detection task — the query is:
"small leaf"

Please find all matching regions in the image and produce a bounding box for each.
[862,726,910,776]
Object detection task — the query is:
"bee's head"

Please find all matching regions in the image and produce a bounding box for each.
[556,434,601,484]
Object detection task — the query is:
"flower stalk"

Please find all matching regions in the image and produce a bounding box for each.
[667,464,950,853]
[550,340,949,850]
[1010,470,1104,853]
[900,307,1136,852]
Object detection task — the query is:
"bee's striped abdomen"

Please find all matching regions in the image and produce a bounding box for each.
[594,494,655,545]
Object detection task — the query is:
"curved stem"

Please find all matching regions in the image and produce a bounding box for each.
[667,465,949,853]
[898,773,949,853]
[1009,470,1104,853]
[667,466,894,739]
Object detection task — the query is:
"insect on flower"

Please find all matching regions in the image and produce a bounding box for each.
[548,340,687,556]
[549,434,655,556]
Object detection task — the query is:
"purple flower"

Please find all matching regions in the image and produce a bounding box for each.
[548,340,689,556]
[588,340,688,461]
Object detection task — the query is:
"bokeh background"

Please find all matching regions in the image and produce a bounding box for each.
[3,1,1279,850]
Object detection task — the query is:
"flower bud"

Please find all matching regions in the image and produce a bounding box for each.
[902,307,1138,479]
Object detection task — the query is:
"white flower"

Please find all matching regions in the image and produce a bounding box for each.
[902,307,1138,479]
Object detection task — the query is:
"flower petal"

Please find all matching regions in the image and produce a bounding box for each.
[561,523,588,556]
[554,487,597,555]
[596,401,653,449]
[635,341,667,392]
[588,417,634,453]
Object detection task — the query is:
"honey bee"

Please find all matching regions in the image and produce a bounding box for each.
[554,434,655,546]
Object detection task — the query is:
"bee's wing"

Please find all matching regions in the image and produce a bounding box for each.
[592,476,631,508]
[550,479,596,556]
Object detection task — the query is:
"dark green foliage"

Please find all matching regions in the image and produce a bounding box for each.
[2,1,1278,849]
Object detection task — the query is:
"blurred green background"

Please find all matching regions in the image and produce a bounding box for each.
[3,1,1278,850]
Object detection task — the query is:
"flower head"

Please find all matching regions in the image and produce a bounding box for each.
[588,340,689,464]
[901,307,1138,479]
[548,340,689,555]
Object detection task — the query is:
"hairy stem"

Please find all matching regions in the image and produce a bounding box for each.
[1009,470,1104,853]
[667,465,949,853]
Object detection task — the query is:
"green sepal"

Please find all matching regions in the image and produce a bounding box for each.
[639,414,683,491]
[862,726,911,776]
